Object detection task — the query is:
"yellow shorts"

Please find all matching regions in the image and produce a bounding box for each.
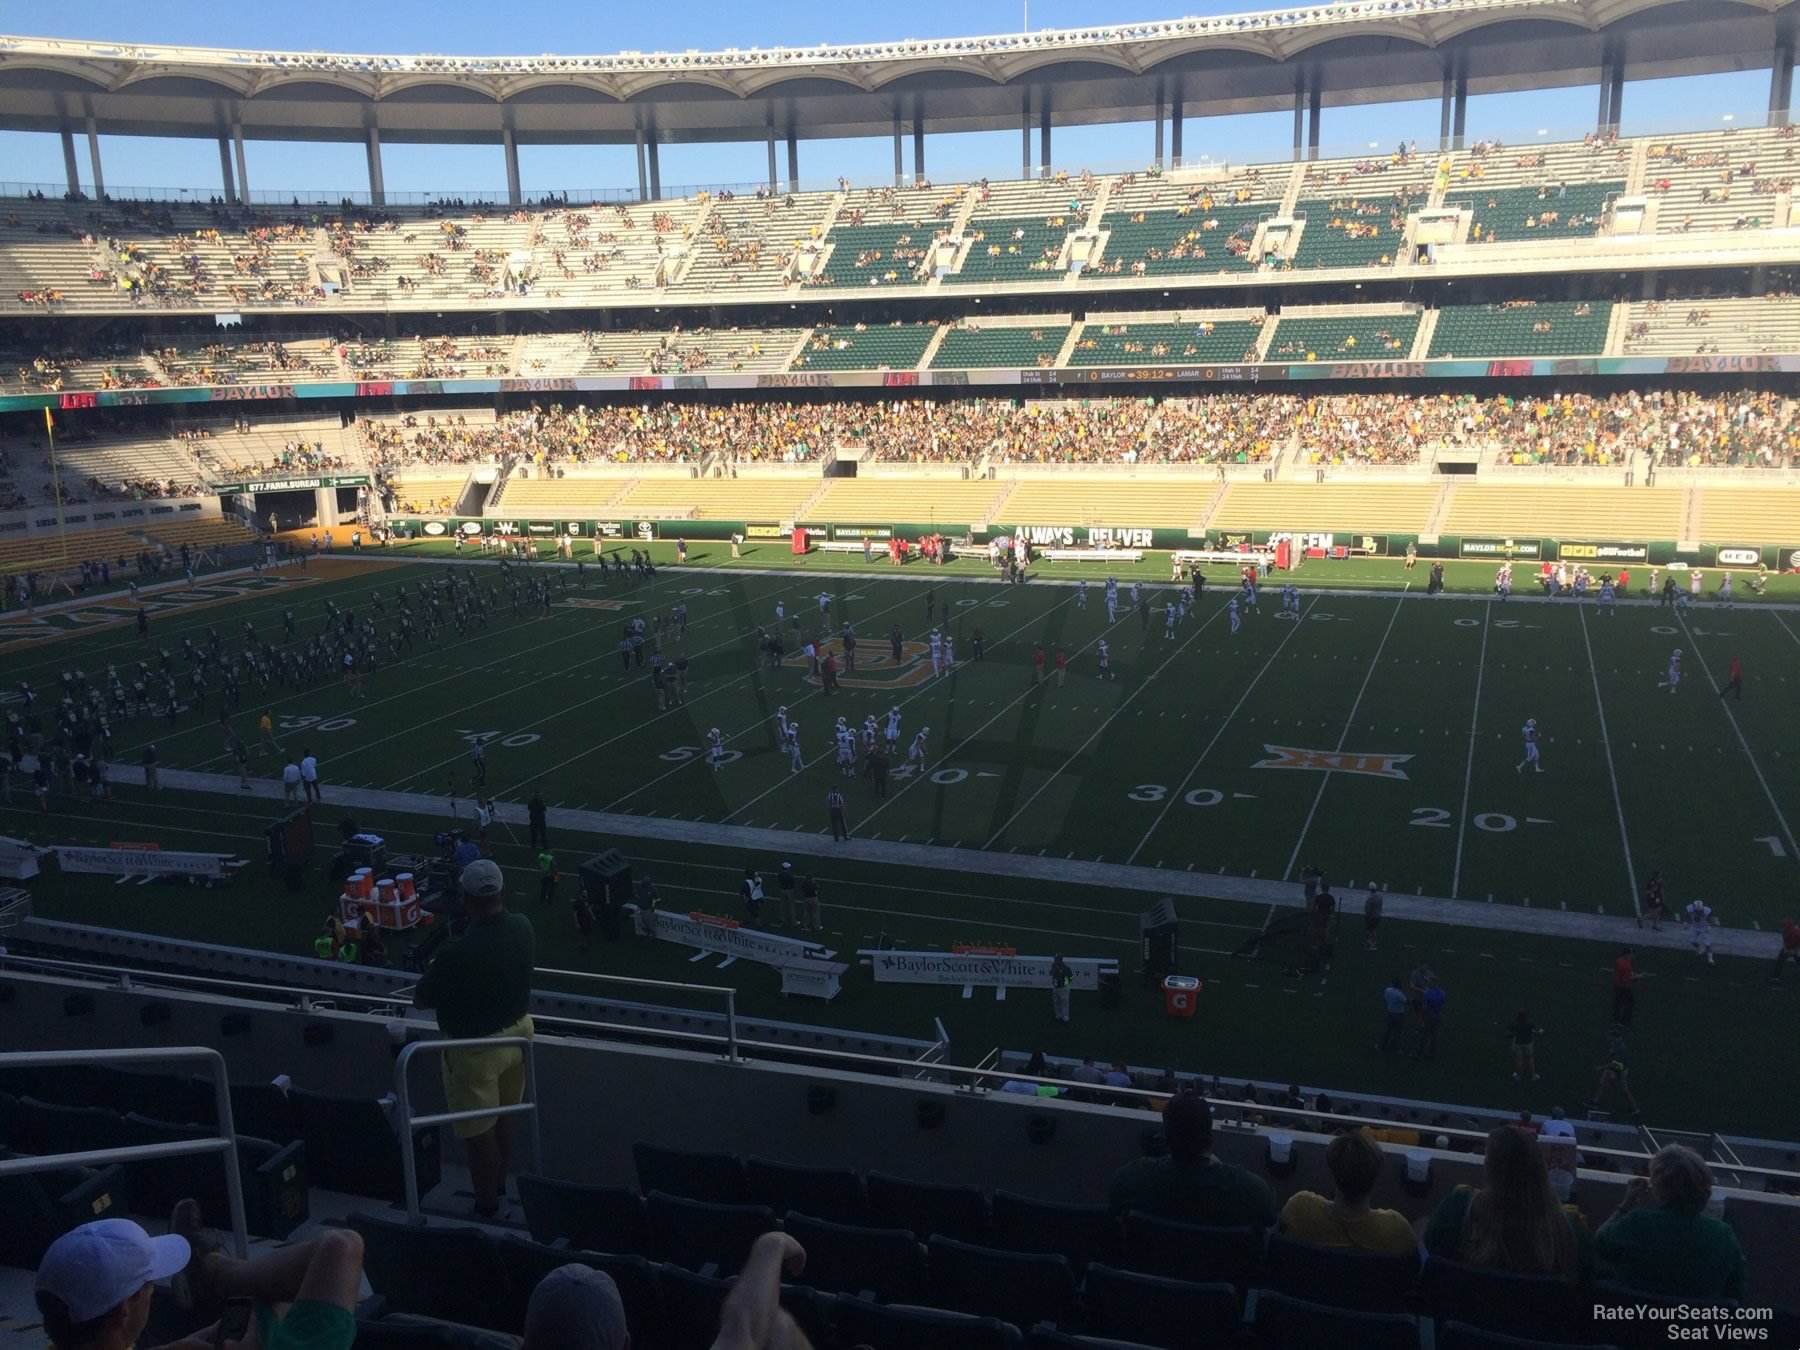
[440,1015,534,1139]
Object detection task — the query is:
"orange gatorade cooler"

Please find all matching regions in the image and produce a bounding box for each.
[1162,975,1201,1019]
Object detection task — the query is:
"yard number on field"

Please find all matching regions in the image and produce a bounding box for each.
[661,745,743,766]
[1127,785,1224,806]
[456,729,542,748]
[1412,807,1518,832]
[277,714,357,732]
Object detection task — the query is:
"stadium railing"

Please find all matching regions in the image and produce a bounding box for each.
[0,1045,250,1256]
[392,1035,539,1217]
[8,949,1796,1189]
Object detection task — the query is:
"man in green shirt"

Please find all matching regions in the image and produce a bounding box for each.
[414,858,536,1219]
[1109,1092,1278,1228]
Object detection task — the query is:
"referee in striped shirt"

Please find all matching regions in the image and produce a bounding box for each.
[826,789,849,842]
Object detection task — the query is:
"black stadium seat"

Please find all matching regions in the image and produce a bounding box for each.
[926,1235,1080,1329]
[645,1190,777,1275]
[0,1146,128,1269]
[828,1296,1025,1350]
[746,1154,865,1223]
[1028,1327,1162,1350]
[495,1234,663,1348]
[1439,1323,1618,1350]
[866,1170,988,1243]
[783,1212,928,1301]
[1080,1265,1242,1349]
[1262,1233,1421,1312]
[351,1313,522,1349]
[119,1113,307,1240]
[290,1086,442,1205]
[989,1190,1121,1271]
[347,1211,513,1333]
[1122,1212,1266,1287]
[1417,1258,1587,1343]
[656,1263,733,1348]
[1248,1289,1421,1350]
[516,1172,648,1253]
[4,1095,126,1157]
[633,1141,751,1204]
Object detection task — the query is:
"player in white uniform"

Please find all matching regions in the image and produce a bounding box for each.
[942,633,955,673]
[775,599,785,623]
[1598,577,1615,614]
[775,705,792,750]
[1179,587,1194,621]
[1718,573,1734,609]
[1689,569,1704,604]
[834,719,855,776]
[1280,585,1301,619]
[1164,602,1177,639]
[788,722,803,774]
[1495,563,1513,601]
[928,630,944,678]
[1659,648,1682,693]
[707,726,728,772]
[1097,639,1115,680]
[1240,577,1258,614]
[1515,718,1541,773]
[908,728,929,768]
[818,591,831,618]
[1685,899,1717,964]
[1104,579,1118,623]
[885,706,902,754]
[1129,581,1141,610]
[1077,579,1088,610]
[862,716,879,761]
[1228,597,1241,635]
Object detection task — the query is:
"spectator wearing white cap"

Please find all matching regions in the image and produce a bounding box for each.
[413,857,536,1219]
[36,1209,365,1350]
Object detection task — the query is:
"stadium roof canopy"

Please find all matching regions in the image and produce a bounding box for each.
[0,0,1793,151]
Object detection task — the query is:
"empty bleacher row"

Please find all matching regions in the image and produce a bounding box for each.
[4,125,1797,316]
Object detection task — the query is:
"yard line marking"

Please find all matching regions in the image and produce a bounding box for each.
[975,603,1228,850]
[1450,601,1491,900]
[718,593,1082,827]
[1125,597,1319,865]
[1772,610,1800,650]
[1679,612,1800,862]
[1281,592,1407,882]
[1578,605,1641,916]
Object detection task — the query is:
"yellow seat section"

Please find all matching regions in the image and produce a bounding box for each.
[1695,487,1800,544]
[1212,483,1440,533]
[495,479,633,515]
[809,478,1008,527]
[389,476,468,514]
[614,477,817,521]
[1444,486,1684,539]
[1002,480,1215,529]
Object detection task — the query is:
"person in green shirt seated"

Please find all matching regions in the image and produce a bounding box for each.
[1109,1090,1278,1228]
[1279,1130,1421,1254]
[1593,1144,1746,1301]
[1423,1125,1589,1280]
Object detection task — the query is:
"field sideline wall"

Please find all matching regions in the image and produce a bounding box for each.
[407,516,1800,572]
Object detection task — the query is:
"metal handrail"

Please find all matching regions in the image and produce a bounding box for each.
[533,966,740,1063]
[8,956,1800,1183]
[392,1036,540,1219]
[0,1047,249,1257]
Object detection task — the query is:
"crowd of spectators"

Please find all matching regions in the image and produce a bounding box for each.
[1478,389,1797,468]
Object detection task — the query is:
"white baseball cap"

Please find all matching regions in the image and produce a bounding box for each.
[36,1219,190,1322]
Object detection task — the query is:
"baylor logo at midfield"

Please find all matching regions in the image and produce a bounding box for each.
[782,638,936,689]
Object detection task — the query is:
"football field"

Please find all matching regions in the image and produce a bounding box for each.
[5,548,1799,1136]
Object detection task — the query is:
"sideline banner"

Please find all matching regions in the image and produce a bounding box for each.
[1557,540,1648,563]
[1458,537,1543,560]
[55,845,240,880]
[861,949,1117,991]
[639,908,834,967]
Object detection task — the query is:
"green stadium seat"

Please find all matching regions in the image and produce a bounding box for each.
[792,323,935,371]
[1429,301,1613,358]
[1266,312,1420,361]
[931,325,1070,368]
[1067,319,1263,367]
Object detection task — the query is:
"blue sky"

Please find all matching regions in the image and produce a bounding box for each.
[0,0,1774,200]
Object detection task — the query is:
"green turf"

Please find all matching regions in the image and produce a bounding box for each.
[6,551,1800,1137]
